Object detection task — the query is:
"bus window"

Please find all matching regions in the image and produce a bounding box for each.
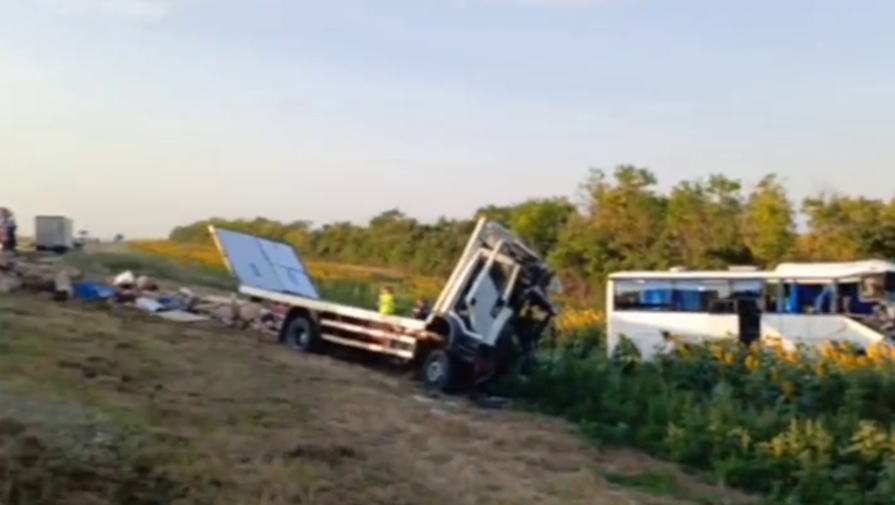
[731,279,763,299]
[672,279,732,313]
[613,280,674,311]
[673,279,718,312]
[763,281,782,313]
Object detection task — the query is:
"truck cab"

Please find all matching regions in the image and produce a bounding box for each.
[420,218,560,391]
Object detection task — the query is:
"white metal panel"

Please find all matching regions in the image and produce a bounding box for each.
[773,260,895,279]
[259,240,307,273]
[609,270,770,280]
[610,260,895,282]
[211,227,320,299]
[464,248,505,344]
[466,274,502,342]
[607,312,736,359]
[608,311,887,360]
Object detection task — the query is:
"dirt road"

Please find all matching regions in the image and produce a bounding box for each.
[0,294,749,505]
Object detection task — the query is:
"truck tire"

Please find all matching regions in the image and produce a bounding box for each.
[421,349,470,393]
[283,315,321,353]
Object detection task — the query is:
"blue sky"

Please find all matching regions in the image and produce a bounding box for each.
[1,0,893,238]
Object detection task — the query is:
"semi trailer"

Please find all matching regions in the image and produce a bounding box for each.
[208,218,561,393]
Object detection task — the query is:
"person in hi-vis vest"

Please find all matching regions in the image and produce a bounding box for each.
[378,286,396,315]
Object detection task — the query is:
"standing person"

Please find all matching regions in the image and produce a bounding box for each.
[378,285,396,316]
[412,298,430,319]
[0,208,6,249]
[0,208,15,254]
[5,215,16,254]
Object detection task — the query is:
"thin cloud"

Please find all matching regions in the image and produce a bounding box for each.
[35,0,177,20]
[647,101,697,113]
[0,57,65,85]
[477,0,624,6]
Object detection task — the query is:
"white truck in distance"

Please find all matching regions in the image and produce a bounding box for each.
[34,215,74,253]
[208,218,561,393]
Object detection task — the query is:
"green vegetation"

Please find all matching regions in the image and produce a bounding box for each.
[509,329,895,505]
[166,165,895,303]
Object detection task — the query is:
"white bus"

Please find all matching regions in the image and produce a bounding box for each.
[606,260,895,359]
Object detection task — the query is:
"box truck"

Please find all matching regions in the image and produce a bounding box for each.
[35,216,74,253]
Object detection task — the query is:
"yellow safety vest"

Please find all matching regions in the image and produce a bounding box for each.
[378,292,396,315]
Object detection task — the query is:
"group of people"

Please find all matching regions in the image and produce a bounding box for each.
[0,207,16,253]
[377,285,430,319]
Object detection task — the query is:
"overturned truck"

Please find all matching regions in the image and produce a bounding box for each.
[209,218,560,393]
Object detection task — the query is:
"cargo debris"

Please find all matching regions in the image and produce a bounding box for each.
[0,254,279,334]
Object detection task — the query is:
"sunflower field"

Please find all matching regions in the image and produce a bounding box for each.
[129,240,445,307]
[515,326,895,505]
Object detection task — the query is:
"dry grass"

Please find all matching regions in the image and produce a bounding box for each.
[0,245,756,505]
[0,294,755,505]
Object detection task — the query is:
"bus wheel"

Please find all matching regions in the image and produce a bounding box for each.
[283,315,320,353]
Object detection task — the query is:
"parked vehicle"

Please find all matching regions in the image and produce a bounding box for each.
[34,215,74,254]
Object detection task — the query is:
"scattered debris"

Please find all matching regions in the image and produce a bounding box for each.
[112,270,136,288]
[0,254,282,336]
[72,281,115,301]
[155,311,210,323]
[0,275,22,294]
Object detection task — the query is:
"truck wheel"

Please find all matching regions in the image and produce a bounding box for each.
[421,349,469,393]
[283,315,321,353]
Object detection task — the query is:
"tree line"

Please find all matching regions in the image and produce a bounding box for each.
[168,165,895,301]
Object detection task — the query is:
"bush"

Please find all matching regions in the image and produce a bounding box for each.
[516,328,895,504]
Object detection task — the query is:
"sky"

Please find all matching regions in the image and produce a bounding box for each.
[1,0,893,238]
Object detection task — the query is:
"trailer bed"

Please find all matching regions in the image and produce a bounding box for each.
[239,285,428,331]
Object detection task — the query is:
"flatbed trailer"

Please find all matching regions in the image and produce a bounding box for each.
[209,218,561,393]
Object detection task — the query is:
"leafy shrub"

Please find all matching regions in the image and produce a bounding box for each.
[517,327,895,504]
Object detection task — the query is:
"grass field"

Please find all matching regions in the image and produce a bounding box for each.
[117,241,895,504]
[0,260,746,505]
[12,241,895,504]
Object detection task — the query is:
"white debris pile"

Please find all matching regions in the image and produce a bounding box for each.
[109,269,284,333]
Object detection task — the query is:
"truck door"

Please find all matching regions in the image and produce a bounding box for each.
[463,247,515,346]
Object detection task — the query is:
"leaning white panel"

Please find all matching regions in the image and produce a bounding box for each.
[259,240,308,273]
[210,227,320,300]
